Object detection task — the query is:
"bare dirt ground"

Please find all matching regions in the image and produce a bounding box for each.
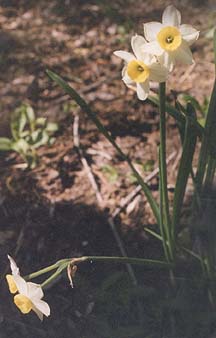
[0,1,215,337]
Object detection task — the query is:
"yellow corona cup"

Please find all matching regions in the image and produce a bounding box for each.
[143,5,199,71]
[6,255,50,320]
[114,35,168,101]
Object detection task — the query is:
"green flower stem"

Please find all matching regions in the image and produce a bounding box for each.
[46,70,160,224]
[41,262,70,288]
[82,256,172,267]
[159,149,170,262]
[24,259,71,280]
[26,256,172,289]
[159,82,173,261]
[204,156,216,191]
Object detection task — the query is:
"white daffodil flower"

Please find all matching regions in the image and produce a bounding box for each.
[13,275,50,321]
[6,255,20,294]
[6,255,50,320]
[114,35,168,100]
[143,5,199,71]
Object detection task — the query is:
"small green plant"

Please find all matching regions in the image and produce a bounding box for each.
[0,104,58,168]
[128,160,155,183]
[101,164,119,183]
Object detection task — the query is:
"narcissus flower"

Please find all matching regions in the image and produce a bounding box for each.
[6,255,20,294]
[13,275,50,321]
[114,35,168,100]
[143,5,199,71]
[6,255,50,320]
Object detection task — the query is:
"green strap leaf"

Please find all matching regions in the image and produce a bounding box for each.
[172,103,197,239]
[196,30,216,190]
[0,137,12,151]
[46,69,160,223]
[148,95,203,138]
[214,28,216,68]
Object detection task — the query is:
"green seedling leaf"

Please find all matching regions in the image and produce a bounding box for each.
[19,130,30,138]
[101,164,118,183]
[32,130,49,148]
[26,105,35,130]
[48,137,56,145]
[11,109,27,140]
[127,172,137,184]
[142,159,154,172]
[36,117,46,126]
[11,138,30,154]
[46,122,58,133]
[0,137,12,151]
[30,129,42,143]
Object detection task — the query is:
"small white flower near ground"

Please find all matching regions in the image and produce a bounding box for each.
[6,255,50,320]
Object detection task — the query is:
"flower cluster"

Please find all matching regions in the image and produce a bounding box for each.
[6,255,50,321]
[114,5,199,100]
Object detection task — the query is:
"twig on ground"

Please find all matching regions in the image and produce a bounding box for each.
[112,151,177,219]
[73,114,176,285]
[86,148,112,160]
[73,113,103,206]
[179,63,196,85]
[171,149,182,174]
[73,112,138,286]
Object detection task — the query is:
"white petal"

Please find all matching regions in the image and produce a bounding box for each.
[32,299,50,319]
[27,282,44,300]
[180,24,199,45]
[32,305,44,321]
[144,22,163,42]
[142,41,163,56]
[123,74,133,85]
[131,34,147,60]
[126,83,137,92]
[162,5,181,27]
[142,53,157,66]
[7,255,20,276]
[173,41,194,64]
[121,66,133,85]
[136,81,150,101]
[13,275,28,296]
[158,51,175,72]
[113,50,135,62]
[149,63,168,82]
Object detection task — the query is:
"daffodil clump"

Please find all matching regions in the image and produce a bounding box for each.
[6,255,50,321]
[4,5,208,329]
[114,5,199,99]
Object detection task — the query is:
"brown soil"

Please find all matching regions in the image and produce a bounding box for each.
[0,1,215,337]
